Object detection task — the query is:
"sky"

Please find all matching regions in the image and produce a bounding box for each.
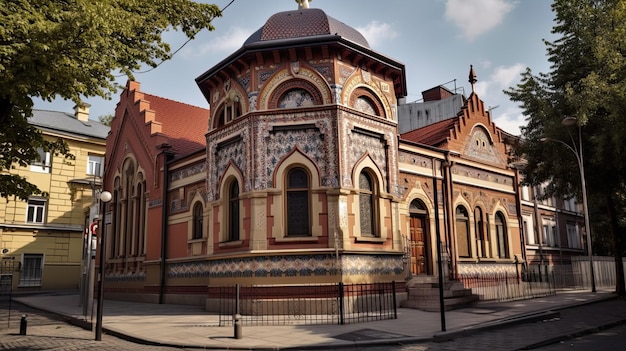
[34,0,558,136]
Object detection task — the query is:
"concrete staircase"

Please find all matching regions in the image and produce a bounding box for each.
[401,276,479,312]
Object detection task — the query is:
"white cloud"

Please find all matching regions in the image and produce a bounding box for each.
[356,21,398,47]
[490,63,526,89]
[185,27,253,57]
[492,106,525,135]
[445,0,515,41]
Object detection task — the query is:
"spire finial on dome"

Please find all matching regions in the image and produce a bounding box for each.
[468,64,477,93]
[295,0,311,9]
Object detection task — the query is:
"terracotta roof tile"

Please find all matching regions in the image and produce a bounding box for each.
[400,117,458,147]
[144,94,209,156]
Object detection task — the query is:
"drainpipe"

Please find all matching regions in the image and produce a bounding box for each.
[158,145,174,304]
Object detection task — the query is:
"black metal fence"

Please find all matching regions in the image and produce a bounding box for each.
[458,271,557,302]
[215,281,397,326]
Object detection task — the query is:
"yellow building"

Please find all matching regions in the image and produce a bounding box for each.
[0,105,109,291]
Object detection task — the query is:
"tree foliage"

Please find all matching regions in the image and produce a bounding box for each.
[505,0,626,295]
[0,0,221,200]
[98,114,115,127]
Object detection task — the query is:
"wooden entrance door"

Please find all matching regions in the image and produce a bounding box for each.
[409,215,428,276]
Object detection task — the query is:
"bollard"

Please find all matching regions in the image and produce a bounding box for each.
[233,313,242,339]
[19,314,27,335]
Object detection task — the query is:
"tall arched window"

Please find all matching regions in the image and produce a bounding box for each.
[192,202,203,240]
[495,212,509,258]
[286,168,310,236]
[359,171,378,237]
[455,206,471,258]
[228,180,240,241]
[474,207,489,258]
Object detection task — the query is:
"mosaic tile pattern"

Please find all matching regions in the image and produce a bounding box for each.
[339,115,398,192]
[349,131,387,182]
[253,111,338,190]
[171,162,206,182]
[453,164,513,186]
[207,121,251,201]
[458,262,517,275]
[237,74,251,92]
[166,253,404,279]
[106,270,146,282]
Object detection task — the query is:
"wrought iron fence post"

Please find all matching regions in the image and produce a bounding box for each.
[392,281,397,319]
[338,282,344,325]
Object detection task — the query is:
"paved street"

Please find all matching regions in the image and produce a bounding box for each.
[0,300,182,351]
[1,294,625,350]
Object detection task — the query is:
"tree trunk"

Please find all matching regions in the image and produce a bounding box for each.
[606,194,625,296]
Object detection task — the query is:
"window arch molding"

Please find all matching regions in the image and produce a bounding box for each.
[109,155,147,260]
[352,155,385,239]
[258,66,332,110]
[494,211,510,259]
[349,87,385,118]
[455,205,472,258]
[218,164,245,243]
[212,89,245,130]
[272,150,322,240]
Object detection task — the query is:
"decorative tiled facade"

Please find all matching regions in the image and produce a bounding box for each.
[165,253,403,279]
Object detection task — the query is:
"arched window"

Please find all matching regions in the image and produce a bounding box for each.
[213,97,242,129]
[286,168,310,236]
[359,171,378,237]
[475,207,489,258]
[192,202,203,240]
[495,212,509,258]
[228,180,240,241]
[455,206,471,258]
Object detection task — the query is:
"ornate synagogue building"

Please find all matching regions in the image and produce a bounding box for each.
[101,2,581,307]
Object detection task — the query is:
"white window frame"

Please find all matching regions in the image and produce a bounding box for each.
[26,198,46,224]
[87,155,104,176]
[566,223,582,249]
[542,218,557,247]
[521,186,530,201]
[30,148,51,173]
[523,214,535,245]
[19,253,44,287]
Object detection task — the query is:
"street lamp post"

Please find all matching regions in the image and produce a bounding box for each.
[95,191,112,341]
[541,116,596,292]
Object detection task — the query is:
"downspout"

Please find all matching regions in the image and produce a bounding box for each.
[158,146,174,304]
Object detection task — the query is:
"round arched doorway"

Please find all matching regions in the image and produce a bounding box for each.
[409,199,431,276]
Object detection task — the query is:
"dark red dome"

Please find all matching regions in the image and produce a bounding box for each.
[243,8,370,49]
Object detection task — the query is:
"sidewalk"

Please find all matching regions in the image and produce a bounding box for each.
[10,289,620,350]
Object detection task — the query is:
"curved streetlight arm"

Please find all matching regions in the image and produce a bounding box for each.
[542,130,595,292]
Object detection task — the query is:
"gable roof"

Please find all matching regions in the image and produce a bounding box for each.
[142,94,209,156]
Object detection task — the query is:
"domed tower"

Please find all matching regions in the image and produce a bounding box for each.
[195,2,407,285]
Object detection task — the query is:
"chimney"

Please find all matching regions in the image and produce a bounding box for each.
[73,103,91,122]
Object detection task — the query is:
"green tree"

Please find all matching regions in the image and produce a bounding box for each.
[98,114,115,127]
[0,0,221,200]
[505,0,626,295]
